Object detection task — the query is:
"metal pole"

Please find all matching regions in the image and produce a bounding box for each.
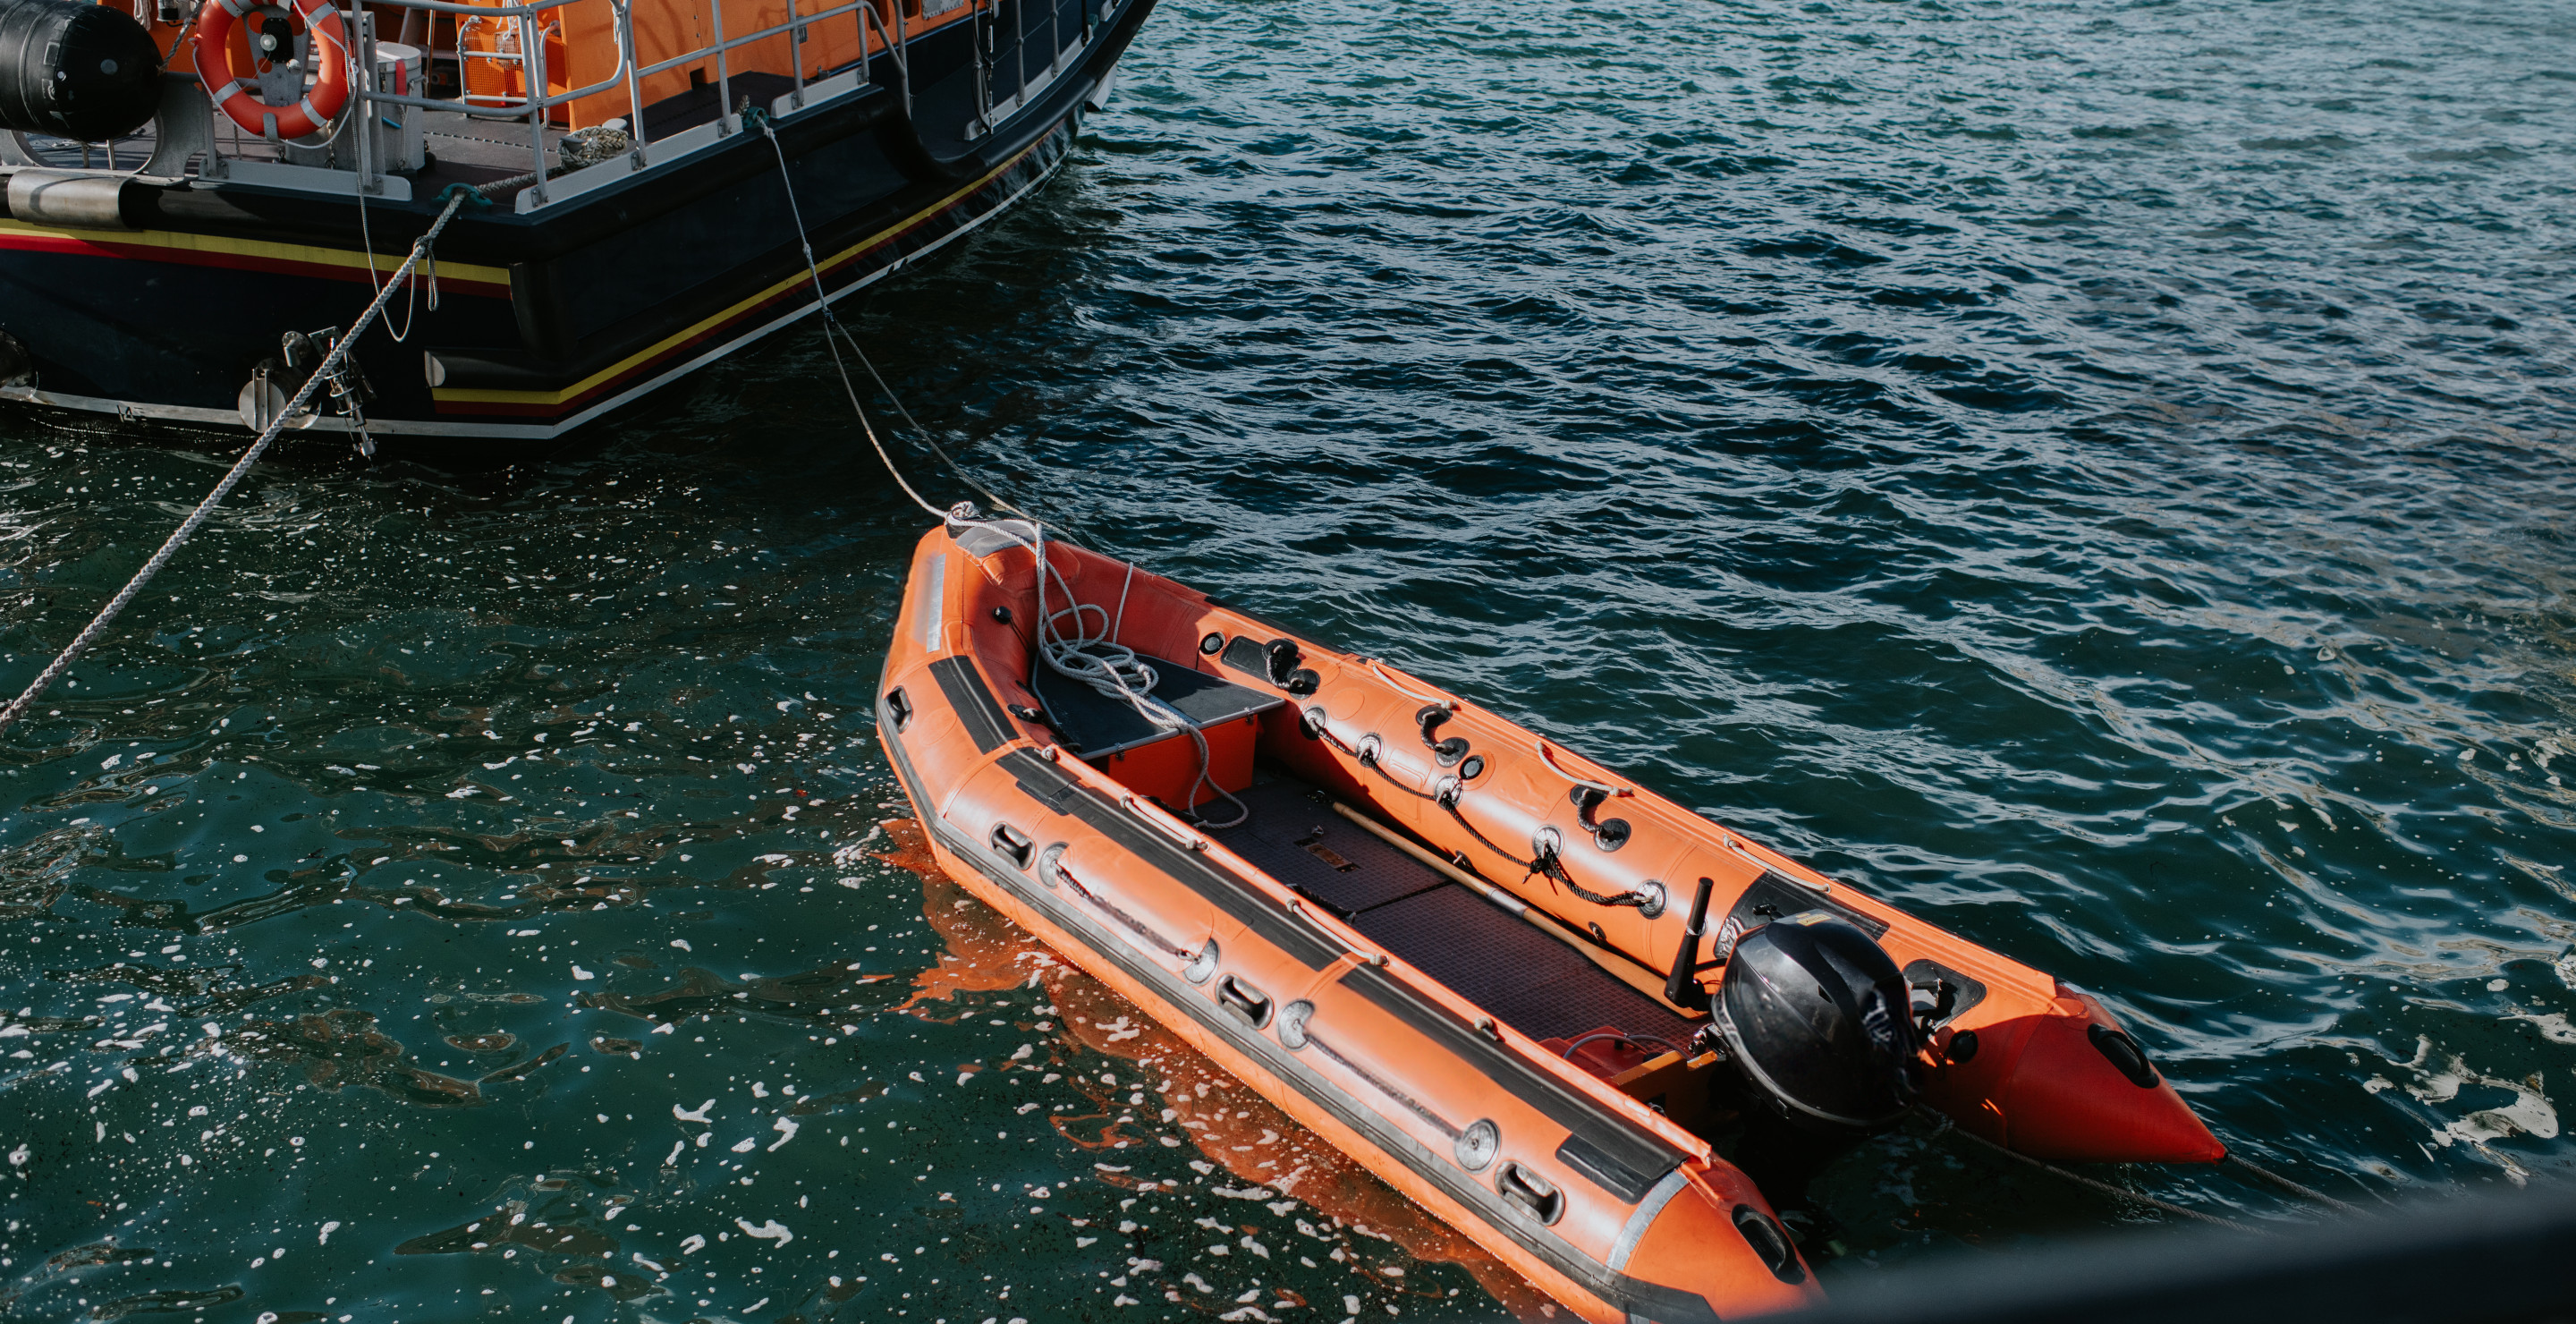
[616,0,648,165]
[786,0,805,111]
[353,7,378,192]
[523,4,549,200]
[711,0,733,135]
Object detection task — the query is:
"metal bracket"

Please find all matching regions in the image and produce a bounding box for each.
[140,75,224,182]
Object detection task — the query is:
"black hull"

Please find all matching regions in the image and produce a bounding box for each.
[0,0,1152,456]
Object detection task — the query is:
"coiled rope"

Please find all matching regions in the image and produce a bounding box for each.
[754,114,1245,827]
[0,184,485,740]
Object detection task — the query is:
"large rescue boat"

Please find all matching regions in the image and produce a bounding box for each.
[0,0,1145,454]
[879,515,2227,1322]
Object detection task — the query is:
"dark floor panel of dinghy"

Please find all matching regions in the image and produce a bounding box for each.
[1213,781,1453,915]
[1356,887,1698,1046]
[1213,781,1698,1047]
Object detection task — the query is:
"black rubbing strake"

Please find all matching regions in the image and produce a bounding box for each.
[928,655,1013,755]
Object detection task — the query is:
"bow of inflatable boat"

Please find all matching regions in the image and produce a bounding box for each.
[1921,989,2225,1165]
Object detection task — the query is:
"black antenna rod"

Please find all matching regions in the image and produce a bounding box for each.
[1664,876,1716,1008]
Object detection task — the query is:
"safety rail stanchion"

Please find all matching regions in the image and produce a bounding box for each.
[0,185,485,741]
[524,5,552,199]
[786,0,806,110]
[711,0,733,135]
[617,0,648,165]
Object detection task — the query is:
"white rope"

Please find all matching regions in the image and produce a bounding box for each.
[756,117,1243,827]
[0,186,481,739]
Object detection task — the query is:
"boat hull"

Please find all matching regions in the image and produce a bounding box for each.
[0,0,1147,458]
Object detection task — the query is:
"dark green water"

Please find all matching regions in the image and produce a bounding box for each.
[5,0,2575,1319]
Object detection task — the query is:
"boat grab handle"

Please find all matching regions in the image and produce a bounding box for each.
[1537,742,1629,799]
[1717,830,1829,894]
[1121,794,1209,852]
[1216,975,1274,1030]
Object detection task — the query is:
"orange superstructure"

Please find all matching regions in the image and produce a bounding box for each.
[878,519,2224,1322]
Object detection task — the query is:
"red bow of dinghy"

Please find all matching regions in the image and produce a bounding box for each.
[877,519,2222,1322]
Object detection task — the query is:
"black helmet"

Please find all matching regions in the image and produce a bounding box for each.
[1713,912,1919,1133]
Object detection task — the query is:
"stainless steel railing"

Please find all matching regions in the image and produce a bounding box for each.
[143,0,928,207]
[346,0,917,203]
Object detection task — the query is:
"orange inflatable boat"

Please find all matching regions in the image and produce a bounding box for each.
[879,515,2225,1322]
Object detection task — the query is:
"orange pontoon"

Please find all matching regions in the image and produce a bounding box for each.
[880,517,2224,1322]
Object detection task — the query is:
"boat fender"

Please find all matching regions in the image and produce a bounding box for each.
[0,0,160,141]
[4,169,135,230]
[1712,912,1920,1137]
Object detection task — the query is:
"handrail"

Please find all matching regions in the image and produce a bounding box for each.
[123,0,958,203]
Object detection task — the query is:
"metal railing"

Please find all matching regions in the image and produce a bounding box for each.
[356,0,916,204]
[140,0,933,208]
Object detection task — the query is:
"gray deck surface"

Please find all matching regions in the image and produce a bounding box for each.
[1210,778,1699,1048]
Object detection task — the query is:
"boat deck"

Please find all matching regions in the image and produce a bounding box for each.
[4,70,813,199]
[1210,778,1701,1051]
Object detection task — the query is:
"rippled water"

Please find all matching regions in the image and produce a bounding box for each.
[4,0,2574,1319]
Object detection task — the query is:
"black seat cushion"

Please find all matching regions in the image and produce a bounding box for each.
[1030,652,1284,758]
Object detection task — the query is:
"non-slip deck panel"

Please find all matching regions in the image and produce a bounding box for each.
[1215,780,1699,1046]
[1212,781,1453,916]
[928,656,1013,754]
[996,749,1341,970]
[1355,887,1699,1048]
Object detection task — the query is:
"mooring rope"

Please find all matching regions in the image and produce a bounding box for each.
[1920,1108,2261,1235]
[2225,1150,2368,1217]
[754,115,1246,828]
[0,185,484,740]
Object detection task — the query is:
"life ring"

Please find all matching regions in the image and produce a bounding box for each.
[191,0,352,141]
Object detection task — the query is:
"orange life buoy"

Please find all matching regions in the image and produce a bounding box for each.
[191,0,351,141]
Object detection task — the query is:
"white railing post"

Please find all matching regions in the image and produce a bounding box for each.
[353,8,379,193]
[616,0,648,165]
[523,1,550,201]
[710,0,733,135]
[786,0,805,110]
